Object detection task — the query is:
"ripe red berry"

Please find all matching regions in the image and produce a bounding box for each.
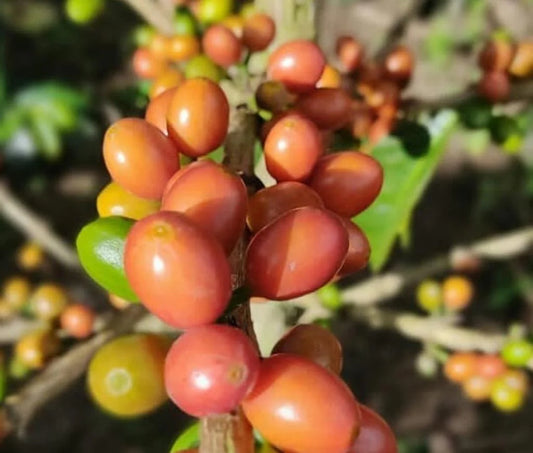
[161,160,247,253]
[337,218,370,277]
[132,48,166,79]
[167,78,230,157]
[242,13,276,52]
[124,211,232,329]
[202,25,242,68]
[444,352,478,383]
[476,355,507,379]
[478,39,514,72]
[242,354,360,453]
[336,36,364,73]
[268,40,326,93]
[309,152,384,217]
[145,87,178,135]
[295,88,352,130]
[60,303,95,339]
[384,46,414,86]
[165,325,260,417]
[349,405,397,453]
[478,71,510,103]
[103,118,179,199]
[246,207,349,300]
[264,113,322,182]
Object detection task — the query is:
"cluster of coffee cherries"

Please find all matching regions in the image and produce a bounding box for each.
[416,275,474,313]
[75,4,403,450]
[0,261,95,378]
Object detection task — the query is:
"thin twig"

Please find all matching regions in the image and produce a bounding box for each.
[121,0,174,35]
[0,181,79,269]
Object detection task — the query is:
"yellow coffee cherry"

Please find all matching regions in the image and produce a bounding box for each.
[96,182,160,220]
[30,283,69,321]
[2,277,31,310]
[416,279,442,313]
[17,242,45,271]
[15,329,61,370]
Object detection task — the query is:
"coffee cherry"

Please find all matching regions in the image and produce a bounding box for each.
[149,68,184,99]
[508,41,533,77]
[17,242,44,271]
[272,324,343,374]
[242,354,360,453]
[167,78,229,157]
[444,352,478,383]
[490,377,525,412]
[145,87,178,135]
[124,211,232,328]
[132,48,166,79]
[149,34,172,60]
[268,40,326,93]
[416,279,442,313]
[103,118,179,199]
[478,39,514,72]
[294,88,352,130]
[185,55,224,81]
[15,329,60,370]
[161,160,247,253]
[317,64,342,89]
[165,325,260,417]
[501,339,533,367]
[202,25,242,68]
[221,15,244,38]
[2,276,31,310]
[463,375,492,402]
[65,0,104,24]
[478,71,510,103]
[255,81,296,114]
[368,115,396,145]
[264,113,322,182]
[349,103,374,139]
[317,283,342,311]
[336,36,363,73]
[500,369,529,393]
[88,334,169,417]
[60,304,95,339]
[97,182,160,220]
[476,355,507,379]
[246,207,348,300]
[247,181,324,233]
[30,283,68,321]
[442,275,473,311]
[348,404,397,453]
[173,7,197,36]
[384,46,414,86]
[309,152,383,217]
[242,13,276,52]
[198,0,233,24]
[415,352,439,378]
[337,218,370,277]
[168,35,200,62]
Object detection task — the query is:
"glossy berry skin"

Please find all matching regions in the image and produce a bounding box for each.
[478,39,514,72]
[501,339,533,367]
[336,36,364,73]
[168,35,200,62]
[202,25,242,68]
[246,207,349,300]
[476,355,507,379]
[444,352,478,383]
[103,118,179,199]
[165,325,260,417]
[149,68,184,99]
[309,152,384,217]
[349,405,397,453]
[149,34,171,60]
[478,71,510,103]
[161,160,247,253]
[384,46,414,85]
[3,277,31,310]
[267,40,326,93]
[30,283,69,321]
[247,181,324,233]
[338,218,370,277]
[490,377,525,412]
[185,55,224,82]
[15,329,60,370]
[242,354,360,453]
[272,324,343,374]
[295,88,352,130]
[416,279,442,313]
[60,304,95,339]
[97,182,160,220]
[124,211,232,329]
[132,48,166,79]
[264,113,322,182]
[198,0,233,24]
[88,334,169,417]
[167,78,229,157]
[242,13,276,52]
[442,276,473,311]
[317,64,342,88]
[145,87,178,135]
[463,375,492,402]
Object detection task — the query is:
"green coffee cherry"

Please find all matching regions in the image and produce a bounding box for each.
[65,0,105,24]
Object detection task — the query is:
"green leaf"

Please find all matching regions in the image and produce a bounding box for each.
[356,110,458,271]
[29,112,62,160]
[170,422,200,452]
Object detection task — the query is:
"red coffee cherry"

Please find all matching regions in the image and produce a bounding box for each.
[478,39,514,72]
[60,303,95,339]
[309,152,384,217]
[167,78,229,157]
[384,45,414,86]
[444,352,478,383]
[337,218,370,277]
[264,113,322,182]
[272,324,343,374]
[124,211,232,328]
[132,48,166,79]
[165,325,260,417]
[102,118,179,199]
[349,405,397,453]
[476,355,507,379]
[202,25,242,68]
[161,160,247,253]
[145,87,178,135]
[242,13,276,52]
[246,207,349,300]
[242,354,360,453]
[478,71,510,103]
[294,88,352,130]
[247,181,324,233]
[336,36,364,73]
[267,40,326,93]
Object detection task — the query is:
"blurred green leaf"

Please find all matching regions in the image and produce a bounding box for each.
[356,110,458,271]
[170,422,200,452]
[29,112,62,160]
